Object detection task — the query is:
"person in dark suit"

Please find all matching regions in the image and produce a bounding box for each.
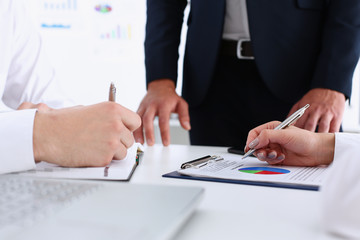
[134,0,360,147]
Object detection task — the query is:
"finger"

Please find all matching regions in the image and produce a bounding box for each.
[303,110,321,132]
[292,110,310,129]
[176,100,191,130]
[245,121,281,150]
[121,107,141,132]
[317,113,332,133]
[118,126,135,149]
[254,149,267,161]
[109,102,141,132]
[17,102,34,110]
[256,129,290,149]
[113,144,128,160]
[142,106,157,146]
[35,103,51,112]
[158,108,171,146]
[133,126,144,144]
[266,158,285,165]
[329,116,342,133]
[133,107,146,144]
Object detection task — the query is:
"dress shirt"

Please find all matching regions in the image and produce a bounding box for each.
[0,0,71,174]
[322,132,360,238]
[222,0,250,40]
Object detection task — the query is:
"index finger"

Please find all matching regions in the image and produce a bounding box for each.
[245,121,281,149]
[116,104,142,132]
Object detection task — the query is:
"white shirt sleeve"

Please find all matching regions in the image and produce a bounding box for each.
[321,132,360,239]
[0,110,37,174]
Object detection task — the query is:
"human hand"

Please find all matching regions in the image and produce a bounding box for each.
[288,88,346,132]
[18,102,53,111]
[33,102,141,167]
[133,79,191,146]
[244,121,335,166]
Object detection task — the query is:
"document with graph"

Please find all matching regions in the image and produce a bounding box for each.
[16,143,144,181]
[163,153,329,191]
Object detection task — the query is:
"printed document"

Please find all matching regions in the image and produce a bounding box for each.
[178,153,328,188]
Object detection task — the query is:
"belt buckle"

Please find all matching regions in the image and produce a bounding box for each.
[236,39,254,60]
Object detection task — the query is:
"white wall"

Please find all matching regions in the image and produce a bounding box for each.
[25,0,190,144]
[25,0,148,111]
[24,0,360,141]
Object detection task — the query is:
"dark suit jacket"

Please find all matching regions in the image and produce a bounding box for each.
[145,0,360,107]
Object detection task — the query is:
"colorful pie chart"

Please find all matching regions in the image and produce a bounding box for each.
[239,167,290,175]
[95,4,112,13]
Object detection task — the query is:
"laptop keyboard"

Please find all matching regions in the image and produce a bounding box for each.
[0,176,99,229]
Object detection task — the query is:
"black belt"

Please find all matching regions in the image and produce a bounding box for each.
[220,39,254,59]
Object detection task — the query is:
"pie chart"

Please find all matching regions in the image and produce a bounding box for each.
[238,167,290,175]
[95,4,112,13]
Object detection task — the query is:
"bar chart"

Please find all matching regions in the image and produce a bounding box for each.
[42,0,77,11]
[99,24,132,40]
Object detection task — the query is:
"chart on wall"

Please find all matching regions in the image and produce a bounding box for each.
[37,0,145,58]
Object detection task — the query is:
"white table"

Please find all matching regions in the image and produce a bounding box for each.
[130,144,325,240]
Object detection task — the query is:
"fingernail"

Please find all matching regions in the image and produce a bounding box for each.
[277,155,285,161]
[183,121,191,130]
[136,138,142,143]
[268,152,276,159]
[163,140,169,146]
[147,139,153,146]
[257,152,265,160]
[249,138,259,149]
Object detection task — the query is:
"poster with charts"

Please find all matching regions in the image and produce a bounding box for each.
[37,0,145,58]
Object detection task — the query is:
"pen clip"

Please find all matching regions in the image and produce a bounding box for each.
[181,155,224,169]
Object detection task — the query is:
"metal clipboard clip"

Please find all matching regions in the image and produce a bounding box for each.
[181,155,224,169]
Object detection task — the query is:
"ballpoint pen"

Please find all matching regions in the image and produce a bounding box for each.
[242,104,310,159]
[109,82,116,102]
[104,82,117,177]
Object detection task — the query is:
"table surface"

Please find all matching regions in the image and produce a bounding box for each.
[129,144,327,240]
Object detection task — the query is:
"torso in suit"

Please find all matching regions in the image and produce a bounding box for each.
[145,0,360,146]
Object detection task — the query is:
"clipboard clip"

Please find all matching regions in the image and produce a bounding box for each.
[181,155,224,169]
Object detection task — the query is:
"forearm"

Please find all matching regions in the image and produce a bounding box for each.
[311,0,360,99]
[145,0,188,84]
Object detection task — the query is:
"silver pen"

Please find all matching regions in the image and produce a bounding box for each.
[242,104,310,159]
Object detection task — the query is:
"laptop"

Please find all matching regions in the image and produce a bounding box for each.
[0,175,203,240]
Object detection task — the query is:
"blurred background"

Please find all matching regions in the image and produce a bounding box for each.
[24,0,360,144]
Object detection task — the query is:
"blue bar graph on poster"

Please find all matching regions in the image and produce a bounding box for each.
[43,0,77,11]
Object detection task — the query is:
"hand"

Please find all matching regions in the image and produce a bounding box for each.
[18,102,53,112]
[288,88,346,132]
[33,102,141,167]
[133,79,191,146]
[244,121,335,166]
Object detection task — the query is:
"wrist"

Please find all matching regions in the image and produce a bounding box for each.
[33,111,56,163]
[316,133,335,165]
[148,79,176,91]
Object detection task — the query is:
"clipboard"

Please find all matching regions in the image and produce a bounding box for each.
[163,155,325,191]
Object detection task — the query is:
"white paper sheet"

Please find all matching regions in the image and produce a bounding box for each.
[17,143,143,180]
